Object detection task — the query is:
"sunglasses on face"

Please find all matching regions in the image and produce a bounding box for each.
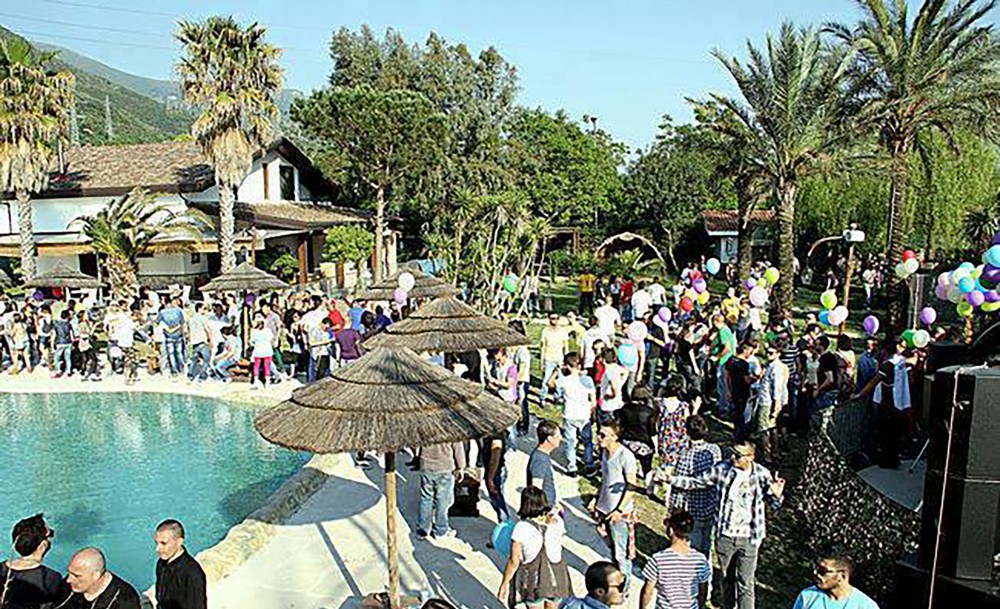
[814,566,843,577]
[605,580,627,592]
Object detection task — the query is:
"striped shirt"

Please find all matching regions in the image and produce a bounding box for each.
[642,547,711,609]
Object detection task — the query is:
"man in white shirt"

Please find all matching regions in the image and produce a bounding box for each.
[115,308,138,384]
[582,316,606,370]
[647,277,667,307]
[186,302,212,382]
[594,295,621,343]
[553,353,596,477]
[599,350,628,421]
[631,281,653,321]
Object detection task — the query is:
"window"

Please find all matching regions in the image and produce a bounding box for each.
[280,165,296,200]
[191,253,201,264]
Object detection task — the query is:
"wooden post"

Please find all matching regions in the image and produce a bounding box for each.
[840,241,855,333]
[384,451,400,609]
[297,237,308,285]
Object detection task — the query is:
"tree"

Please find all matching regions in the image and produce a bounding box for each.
[323,224,375,283]
[70,188,209,302]
[291,85,446,282]
[712,23,851,315]
[0,37,74,280]
[827,0,1000,327]
[176,16,284,274]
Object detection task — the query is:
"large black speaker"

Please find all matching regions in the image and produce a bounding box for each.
[919,365,1000,581]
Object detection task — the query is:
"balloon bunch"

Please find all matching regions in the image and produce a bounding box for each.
[902,328,931,349]
[817,290,849,326]
[393,271,416,305]
[742,267,778,309]
[679,271,711,313]
[935,258,1000,317]
[894,249,920,279]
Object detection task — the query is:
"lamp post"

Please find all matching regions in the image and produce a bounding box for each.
[841,223,866,330]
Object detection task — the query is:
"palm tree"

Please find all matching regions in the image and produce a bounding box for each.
[827,0,1000,328]
[712,23,852,315]
[0,37,74,280]
[175,16,284,274]
[70,188,210,302]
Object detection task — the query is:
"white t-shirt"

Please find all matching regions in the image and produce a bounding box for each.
[632,289,653,320]
[582,327,605,369]
[557,373,596,421]
[647,283,667,306]
[600,363,628,412]
[114,316,135,348]
[251,328,275,358]
[511,516,565,564]
[594,305,621,341]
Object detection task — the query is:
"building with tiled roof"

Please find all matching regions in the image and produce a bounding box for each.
[700,209,775,263]
[0,138,395,288]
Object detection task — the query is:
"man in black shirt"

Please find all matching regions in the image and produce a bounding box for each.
[66,547,141,609]
[154,520,207,609]
[0,514,71,608]
[725,340,759,441]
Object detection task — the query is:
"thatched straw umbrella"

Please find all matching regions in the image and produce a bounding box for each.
[0,269,12,290]
[255,347,519,608]
[356,267,460,301]
[201,261,289,359]
[24,263,103,300]
[364,295,529,353]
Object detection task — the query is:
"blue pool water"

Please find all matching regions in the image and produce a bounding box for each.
[0,392,308,589]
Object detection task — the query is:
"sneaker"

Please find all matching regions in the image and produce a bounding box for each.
[416,529,429,540]
[435,529,457,539]
[565,470,579,478]
[585,466,599,478]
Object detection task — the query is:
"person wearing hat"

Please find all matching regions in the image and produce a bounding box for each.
[0,514,70,608]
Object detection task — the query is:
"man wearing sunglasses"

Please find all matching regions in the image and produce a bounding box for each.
[0,514,70,608]
[560,561,626,609]
[792,552,879,609]
[667,441,785,609]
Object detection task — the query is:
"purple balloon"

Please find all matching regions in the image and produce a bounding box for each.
[935,284,949,300]
[983,265,1000,284]
[32,290,44,301]
[693,278,707,294]
[919,307,937,326]
[393,286,408,305]
[245,293,256,306]
[863,315,879,336]
[657,307,671,322]
[744,278,757,290]
[967,290,985,307]
[986,290,1000,303]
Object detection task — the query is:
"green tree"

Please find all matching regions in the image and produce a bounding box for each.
[0,37,74,280]
[827,0,1000,327]
[712,22,851,315]
[323,224,375,283]
[176,16,284,274]
[70,187,209,302]
[291,85,446,282]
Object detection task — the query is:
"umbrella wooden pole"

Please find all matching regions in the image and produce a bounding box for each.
[385,451,400,609]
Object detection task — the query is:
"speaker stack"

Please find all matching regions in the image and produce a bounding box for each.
[894,364,1000,608]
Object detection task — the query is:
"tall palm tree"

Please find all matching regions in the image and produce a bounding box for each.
[70,188,210,302]
[827,0,1000,328]
[712,23,852,315]
[0,37,74,280]
[175,16,284,274]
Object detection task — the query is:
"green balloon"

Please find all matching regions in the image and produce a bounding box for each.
[983,301,1000,313]
[765,267,780,284]
[503,275,518,294]
[820,290,838,310]
[957,301,974,317]
[901,329,917,348]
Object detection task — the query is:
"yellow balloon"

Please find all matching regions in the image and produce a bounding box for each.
[698,291,710,305]
[982,301,1000,313]
[957,301,974,317]
[685,289,697,301]
[757,278,768,289]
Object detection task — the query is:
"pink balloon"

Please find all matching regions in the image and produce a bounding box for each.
[393,286,408,305]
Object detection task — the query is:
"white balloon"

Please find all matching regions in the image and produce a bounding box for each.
[398,271,416,292]
[947,284,963,303]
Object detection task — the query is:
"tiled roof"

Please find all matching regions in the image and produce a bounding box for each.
[191,200,371,230]
[702,209,775,234]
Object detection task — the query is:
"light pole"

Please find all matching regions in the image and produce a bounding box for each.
[841,223,866,328]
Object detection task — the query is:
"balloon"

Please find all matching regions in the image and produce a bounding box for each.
[657,307,672,323]
[684,289,698,302]
[693,278,707,294]
[398,271,416,292]
[967,290,985,307]
[895,262,908,278]
[818,310,831,326]
[491,521,515,558]
[765,267,780,285]
[947,284,962,303]
[749,286,768,308]
[831,305,849,325]
[32,290,44,301]
[988,245,1000,268]
[937,272,952,287]
[617,343,638,367]
[983,265,1000,284]
[986,290,1000,303]
[690,270,703,282]
[744,278,757,290]
[863,315,880,336]
[393,286,408,305]
[756,277,768,289]
[952,267,971,282]
[502,273,518,294]
[935,284,949,301]
[959,262,976,272]
[698,290,711,305]
[820,290,838,310]
[627,321,648,342]
[680,297,694,312]
[245,293,256,306]
[903,258,919,275]
[919,307,937,326]
[902,249,916,261]
[706,258,721,275]
[957,301,974,317]
[913,329,931,349]
[902,329,916,348]
[973,265,984,280]
[959,276,975,293]
[983,301,1000,313]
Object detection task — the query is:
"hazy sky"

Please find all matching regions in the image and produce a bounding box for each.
[4,0,979,150]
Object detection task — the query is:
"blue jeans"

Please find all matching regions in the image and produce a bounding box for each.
[690,515,715,559]
[488,467,509,522]
[418,471,455,536]
[518,381,531,432]
[213,358,237,380]
[539,360,560,404]
[716,362,729,413]
[562,417,594,473]
[307,354,325,382]
[53,344,72,375]
[188,342,211,380]
[608,519,632,586]
[164,338,185,376]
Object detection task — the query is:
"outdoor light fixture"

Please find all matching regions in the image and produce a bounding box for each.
[843,223,866,244]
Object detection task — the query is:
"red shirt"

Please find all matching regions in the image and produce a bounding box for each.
[620,280,634,301]
[327,308,345,332]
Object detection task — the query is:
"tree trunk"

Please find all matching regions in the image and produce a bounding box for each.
[107,253,138,304]
[219,182,236,274]
[16,190,36,281]
[773,181,797,317]
[886,148,910,333]
[374,185,385,284]
[736,186,754,279]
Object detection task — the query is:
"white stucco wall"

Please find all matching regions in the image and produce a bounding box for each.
[138,252,207,276]
[0,194,188,235]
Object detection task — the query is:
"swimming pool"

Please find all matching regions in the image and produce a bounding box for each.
[0,392,308,589]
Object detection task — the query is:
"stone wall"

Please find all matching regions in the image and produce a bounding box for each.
[792,412,921,602]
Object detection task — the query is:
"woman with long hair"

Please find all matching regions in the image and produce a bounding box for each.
[497,487,572,609]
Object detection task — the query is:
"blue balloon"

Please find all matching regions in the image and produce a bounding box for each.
[491,520,514,558]
[818,310,831,326]
[959,276,975,293]
[987,245,1000,268]
[618,343,638,367]
[959,262,976,272]
[706,258,721,275]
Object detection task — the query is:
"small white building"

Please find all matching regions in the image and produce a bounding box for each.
[701,209,775,264]
[0,138,396,288]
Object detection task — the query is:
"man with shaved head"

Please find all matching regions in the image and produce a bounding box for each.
[154,519,207,609]
[65,547,141,609]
